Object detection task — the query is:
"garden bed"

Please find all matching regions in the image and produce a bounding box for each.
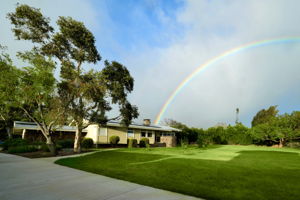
[1,148,94,158]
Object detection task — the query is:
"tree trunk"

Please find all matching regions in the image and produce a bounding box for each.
[6,127,12,139]
[279,138,285,148]
[46,136,57,156]
[22,129,26,139]
[74,127,82,153]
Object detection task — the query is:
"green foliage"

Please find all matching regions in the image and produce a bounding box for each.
[180,137,189,148]
[252,105,279,127]
[2,138,28,150]
[57,139,74,148]
[164,119,189,145]
[7,4,139,154]
[166,107,300,147]
[8,145,38,153]
[146,142,151,150]
[139,138,149,147]
[226,124,252,145]
[249,122,282,145]
[128,138,137,148]
[40,143,50,152]
[197,129,210,147]
[81,138,94,149]
[109,136,120,146]
[185,127,198,143]
[164,118,188,130]
[0,46,60,155]
[0,48,28,136]
[7,4,54,43]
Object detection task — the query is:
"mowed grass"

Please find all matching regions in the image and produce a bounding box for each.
[55,145,300,200]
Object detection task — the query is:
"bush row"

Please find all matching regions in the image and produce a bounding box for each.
[8,145,38,153]
[1,137,95,154]
[139,138,149,147]
[126,138,150,148]
[196,124,253,147]
[81,138,94,149]
[128,138,137,148]
[1,138,28,150]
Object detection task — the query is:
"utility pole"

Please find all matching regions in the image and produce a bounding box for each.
[235,108,239,124]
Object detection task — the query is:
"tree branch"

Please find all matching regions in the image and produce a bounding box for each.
[107,115,121,121]
[86,102,98,113]
[82,122,92,129]
[48,108,66,131]
[0,113,6,121]
[21,107,47,137]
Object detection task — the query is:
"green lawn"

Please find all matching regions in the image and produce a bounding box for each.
[55,145,300,200]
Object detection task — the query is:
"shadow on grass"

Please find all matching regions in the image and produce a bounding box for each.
[198,144,223,150]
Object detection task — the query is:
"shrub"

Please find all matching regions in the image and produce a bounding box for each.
[146,142,151,150]
[57,139,74,148]
[31,141,44,146]
[109,136,120,146]
[286,141,300,148]
[8,145,38,153]
[226,124,252,145]
[2,138,28,150]
[139,138,149,147]
[197,129,210,148]
[40,143,62,152]
[81,138,94,149]
[180,138,189,148]
[128,139,137,148]
[40,144,50,152]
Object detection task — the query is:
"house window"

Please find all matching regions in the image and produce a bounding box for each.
[99,128,107,136]
[141,131,146,137]
[147,131,152,137]
[127,129,134,138]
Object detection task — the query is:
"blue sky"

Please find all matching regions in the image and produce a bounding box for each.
[1,0,300,128]
[89,0,185,61]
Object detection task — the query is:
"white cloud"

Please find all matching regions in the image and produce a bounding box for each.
[128,0,300,127]
[2,0,300,128]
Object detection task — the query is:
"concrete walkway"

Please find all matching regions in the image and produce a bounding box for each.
[0,153,202,200]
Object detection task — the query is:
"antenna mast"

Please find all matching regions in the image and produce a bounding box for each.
[235,108,239,124]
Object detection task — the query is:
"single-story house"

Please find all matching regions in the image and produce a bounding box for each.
[13,119,180,147]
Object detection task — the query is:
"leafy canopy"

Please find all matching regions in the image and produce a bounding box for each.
[7,4,138,128]
[251,105,279,127]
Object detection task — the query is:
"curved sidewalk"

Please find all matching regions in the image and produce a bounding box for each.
[0,153,202,200]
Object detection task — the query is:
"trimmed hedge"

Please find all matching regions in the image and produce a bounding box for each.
[40,143,62,152]
[82,138,94,149]
[40,144,50,152]
[2,138,28,150]
[139,138,149,147]
[57,139,74,148]
[8,145,38,153]
[109,136,120,146]
[128,139,137,148]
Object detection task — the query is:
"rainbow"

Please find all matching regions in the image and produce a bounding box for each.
[154,37,300,125]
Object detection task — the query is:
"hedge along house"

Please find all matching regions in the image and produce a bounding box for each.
[13,119,180,147]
